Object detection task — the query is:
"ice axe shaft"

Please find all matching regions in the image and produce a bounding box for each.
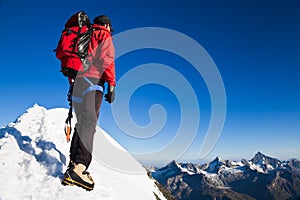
[64,121,71,142]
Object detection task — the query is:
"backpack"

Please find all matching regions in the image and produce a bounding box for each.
[54,11,92,78]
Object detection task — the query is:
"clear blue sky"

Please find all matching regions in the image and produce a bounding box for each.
[0,0,299,165]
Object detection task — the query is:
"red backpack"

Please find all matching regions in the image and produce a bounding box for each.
[55,11,92,78]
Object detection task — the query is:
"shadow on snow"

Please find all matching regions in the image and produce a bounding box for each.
[0,126,66,178]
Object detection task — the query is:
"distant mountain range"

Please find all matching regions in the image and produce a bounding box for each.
[149,152,300,200]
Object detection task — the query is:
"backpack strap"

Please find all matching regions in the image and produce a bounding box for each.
[72,77,103,103]
[63,26,92,60]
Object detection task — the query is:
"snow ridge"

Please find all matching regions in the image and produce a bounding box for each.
[0,104,166,200]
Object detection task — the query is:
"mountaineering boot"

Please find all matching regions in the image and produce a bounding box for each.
[67,160,74,171]
[61,163,94,191]
[62,160,74,177]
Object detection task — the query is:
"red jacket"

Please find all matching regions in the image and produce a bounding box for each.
[78,24,116,86]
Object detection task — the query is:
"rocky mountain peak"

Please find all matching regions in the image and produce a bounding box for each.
[251,151,281,169]
[251,151,266,163]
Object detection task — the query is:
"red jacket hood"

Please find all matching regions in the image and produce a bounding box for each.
[92,24,112,36]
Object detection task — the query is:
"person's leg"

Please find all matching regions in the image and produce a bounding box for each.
[64,76,103,185]
[68,78,87,165]
[73,89,103,167]
[68,128,78,168]
[95,89,103,120]
[73,90,97,166]
[71,89,103,184]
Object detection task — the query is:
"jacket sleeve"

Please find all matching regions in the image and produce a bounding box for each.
[103,62,116,86]
[98,32,116,86]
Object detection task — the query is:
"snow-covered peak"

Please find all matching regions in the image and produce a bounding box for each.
[179,162,201,175]
[166,160,179,168]
[0,105,167,200]
[152,160,181,178]
[164,160,199,175]
[151,160,199,180]
[202,156,224,173]
[249,151,282,173]
[251,151,266,163]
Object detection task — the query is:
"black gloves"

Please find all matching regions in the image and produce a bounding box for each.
[105,85,115,103]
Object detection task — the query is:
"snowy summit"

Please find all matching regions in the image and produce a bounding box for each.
[0,104,166,200]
